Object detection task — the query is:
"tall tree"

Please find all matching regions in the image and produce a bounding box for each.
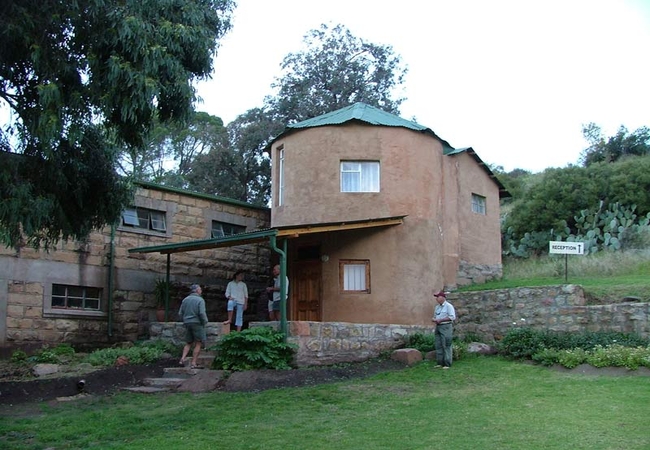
[267,23,407,123]
[580,123,650,166]
[0,0,235,248]
[187,108,283,206]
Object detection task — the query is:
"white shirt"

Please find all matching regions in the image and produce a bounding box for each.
[434,301,456,323]
[225,280,248,304]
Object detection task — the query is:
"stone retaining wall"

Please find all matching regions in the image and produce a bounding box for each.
[451,285,649,341]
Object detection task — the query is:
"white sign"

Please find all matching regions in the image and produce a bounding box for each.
[549,241,584,255]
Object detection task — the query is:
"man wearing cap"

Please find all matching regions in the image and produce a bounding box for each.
[433,291,456,369]
[179,284,208,369]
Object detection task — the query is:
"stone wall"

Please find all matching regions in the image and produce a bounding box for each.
[0,183,271,349]
[250,321,434,366]
[455,260,503,287]
[451,285,650,341]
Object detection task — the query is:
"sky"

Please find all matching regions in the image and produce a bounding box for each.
[195,0,650,173]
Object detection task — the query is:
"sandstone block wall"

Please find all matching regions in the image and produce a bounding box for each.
[0,183,271,350]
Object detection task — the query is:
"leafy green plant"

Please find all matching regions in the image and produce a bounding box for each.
[211,327,296,371]
[52,344,75,357]
[497,328,545,359]
[405,332,436,353]
[556,348,588,369]
[30,349,60,364]
[10,350,28,363]
[137,339,181,356]
[532,348,560,366]
[84,346,164,367]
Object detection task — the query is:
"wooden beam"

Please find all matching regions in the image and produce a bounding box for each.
[276,218,403,237]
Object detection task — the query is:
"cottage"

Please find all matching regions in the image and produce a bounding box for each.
[0,182,270,350]
[266,103,508,326]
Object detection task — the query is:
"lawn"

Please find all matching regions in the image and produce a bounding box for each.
[2,356,649,449]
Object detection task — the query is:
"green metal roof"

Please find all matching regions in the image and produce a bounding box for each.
[444,147,510,198]
[268,102,509,198]
[134,181,270,211]
[280,102,453,149]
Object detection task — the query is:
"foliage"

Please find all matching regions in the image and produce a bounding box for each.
[498,328,649,360]
[211,327,296,371]
[83,344,166,367]
[532,345,650,370]
[10,350,28,363]
[51,344,76,357]
[405,332,436,353]
[268,23,406,124]
[153,278,172,308]
[585,344,650,370]
[187,108,282,205]
[502,155,650,257]
[580,123,650,166]
[136,339,181,356]
[0,0,235,248]
[497,327,546,359]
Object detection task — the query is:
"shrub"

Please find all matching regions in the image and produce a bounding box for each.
[532,348,560,366]
[137,339,181,356]
[31,349,60,364]
[405,332,436,353]
[84,346,164,366]
[211,327,296,371]
[10,350,28,363]
[497,328,545,359]
[556,348,588,369]
[52,344,75,357]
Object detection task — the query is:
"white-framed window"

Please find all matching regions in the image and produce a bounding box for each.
[339,260,371,293]
[471,194,486,215]
[51,284,102,311]
[121,207,167,232]
[340,161,380,193]
[278,146,285,206]
[211,220,246,238]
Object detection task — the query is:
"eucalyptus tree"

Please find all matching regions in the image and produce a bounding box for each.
[0,0,235,248]
[580,123,650,166]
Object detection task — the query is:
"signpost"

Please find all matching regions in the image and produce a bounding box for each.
[549,241,585,282]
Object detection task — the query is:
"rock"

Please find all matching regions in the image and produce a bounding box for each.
[466,342,497,355]
[33,363,60,377]
[424,351,436,361]
[115,356,130,366]
[390,348,423,366]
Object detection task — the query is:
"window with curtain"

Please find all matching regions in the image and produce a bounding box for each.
[340,161,380,192]
[339,260,371,293]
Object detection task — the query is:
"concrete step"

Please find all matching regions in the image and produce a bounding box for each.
[122,386,171,394]
[142,377,186,388]
[163,367,205,378]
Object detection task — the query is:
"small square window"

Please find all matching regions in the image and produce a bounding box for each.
[471,194,486,215]
[341,161,380,193]
[339,260,371,293]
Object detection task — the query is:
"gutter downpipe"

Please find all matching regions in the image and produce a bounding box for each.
[107,223,116,338]
[269,235,288,340]
[165,254,171,322]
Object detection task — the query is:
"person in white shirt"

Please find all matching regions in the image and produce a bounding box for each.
[433,290,456,369]
[224,270,248,331]
[266,264,289,321]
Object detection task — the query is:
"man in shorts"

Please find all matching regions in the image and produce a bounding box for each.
[178,284,208,368]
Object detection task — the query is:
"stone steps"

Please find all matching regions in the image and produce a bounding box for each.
[122,352,219,394]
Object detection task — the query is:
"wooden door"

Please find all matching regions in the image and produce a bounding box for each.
[290,260,322,321]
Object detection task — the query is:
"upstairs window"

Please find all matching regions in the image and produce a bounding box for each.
[122,207,167,232]
[340,260,371,293]
[341,161,380,192]
[278,146,285,206]
[52,284,101,311]
[212,221,246,238]
[471,194,486,215]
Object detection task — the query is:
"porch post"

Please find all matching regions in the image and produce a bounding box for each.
[269,234,288,339]
[165,253,171,322]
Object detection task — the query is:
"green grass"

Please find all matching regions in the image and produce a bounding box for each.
[461,249,650,301]
[2,357,649,449]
